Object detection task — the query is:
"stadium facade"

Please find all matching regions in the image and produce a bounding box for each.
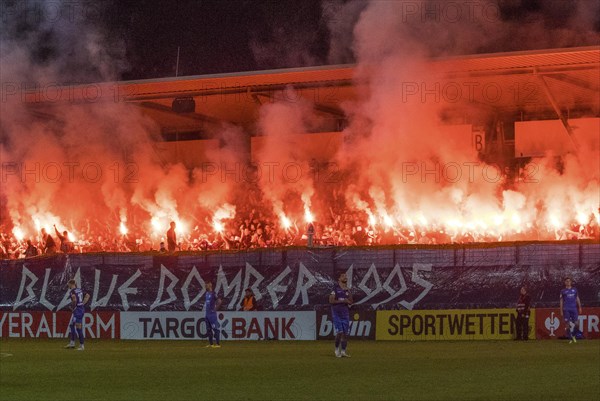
[22,46,599,169]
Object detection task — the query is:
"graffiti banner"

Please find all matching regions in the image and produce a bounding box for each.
[1,243,598,312]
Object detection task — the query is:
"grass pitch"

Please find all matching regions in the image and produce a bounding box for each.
[1,339,598,401]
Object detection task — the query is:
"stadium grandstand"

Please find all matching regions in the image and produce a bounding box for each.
[1,46,599,257]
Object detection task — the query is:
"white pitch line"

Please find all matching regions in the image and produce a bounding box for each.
[0,352,13,358]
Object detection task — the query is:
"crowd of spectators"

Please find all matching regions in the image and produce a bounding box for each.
[1,180,598,259]
[1,206,597,260]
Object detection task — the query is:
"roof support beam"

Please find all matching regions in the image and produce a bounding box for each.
[534,69,578,151]
[540,73,600,92]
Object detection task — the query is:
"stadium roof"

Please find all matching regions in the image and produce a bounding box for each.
[26,46,600,134]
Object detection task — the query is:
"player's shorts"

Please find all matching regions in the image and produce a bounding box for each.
[562,308,578,323]
[205,313,220,331]
[332,313,350,335]
[70,307,84,325]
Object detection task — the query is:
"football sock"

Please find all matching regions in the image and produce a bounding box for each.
[569,322,576,339]
[76,328,84,345]
[70,323,76,342]
[341,339,347,351]
[335,334,341,349]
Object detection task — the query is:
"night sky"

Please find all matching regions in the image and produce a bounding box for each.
[2,0,599,82]
[109,0,330,79]
[110,0,600,80]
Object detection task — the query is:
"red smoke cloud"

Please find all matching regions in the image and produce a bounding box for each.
[1,1,598,248]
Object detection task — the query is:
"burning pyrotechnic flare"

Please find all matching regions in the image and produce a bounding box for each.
[119,221,128,235]
[174,219,187,236]
[301,191,314,223]
[31,212,60,234]
[510,213,521,227]
[213,221,224,233]
[493,214,504,226]
[13,227,24,241]
[368,213,376,227]
[549,214,563,229]
[151,216,163,235]
[304,209,314,223]
[576,211,588,225]
[281,214,292,229]
[212,203,235,234]
[382,213,394,228]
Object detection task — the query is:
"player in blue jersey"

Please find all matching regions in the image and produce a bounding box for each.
[64,279,90,351]
[329,272,353,358]
[560,277,582,344]
[204,281,222,348]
